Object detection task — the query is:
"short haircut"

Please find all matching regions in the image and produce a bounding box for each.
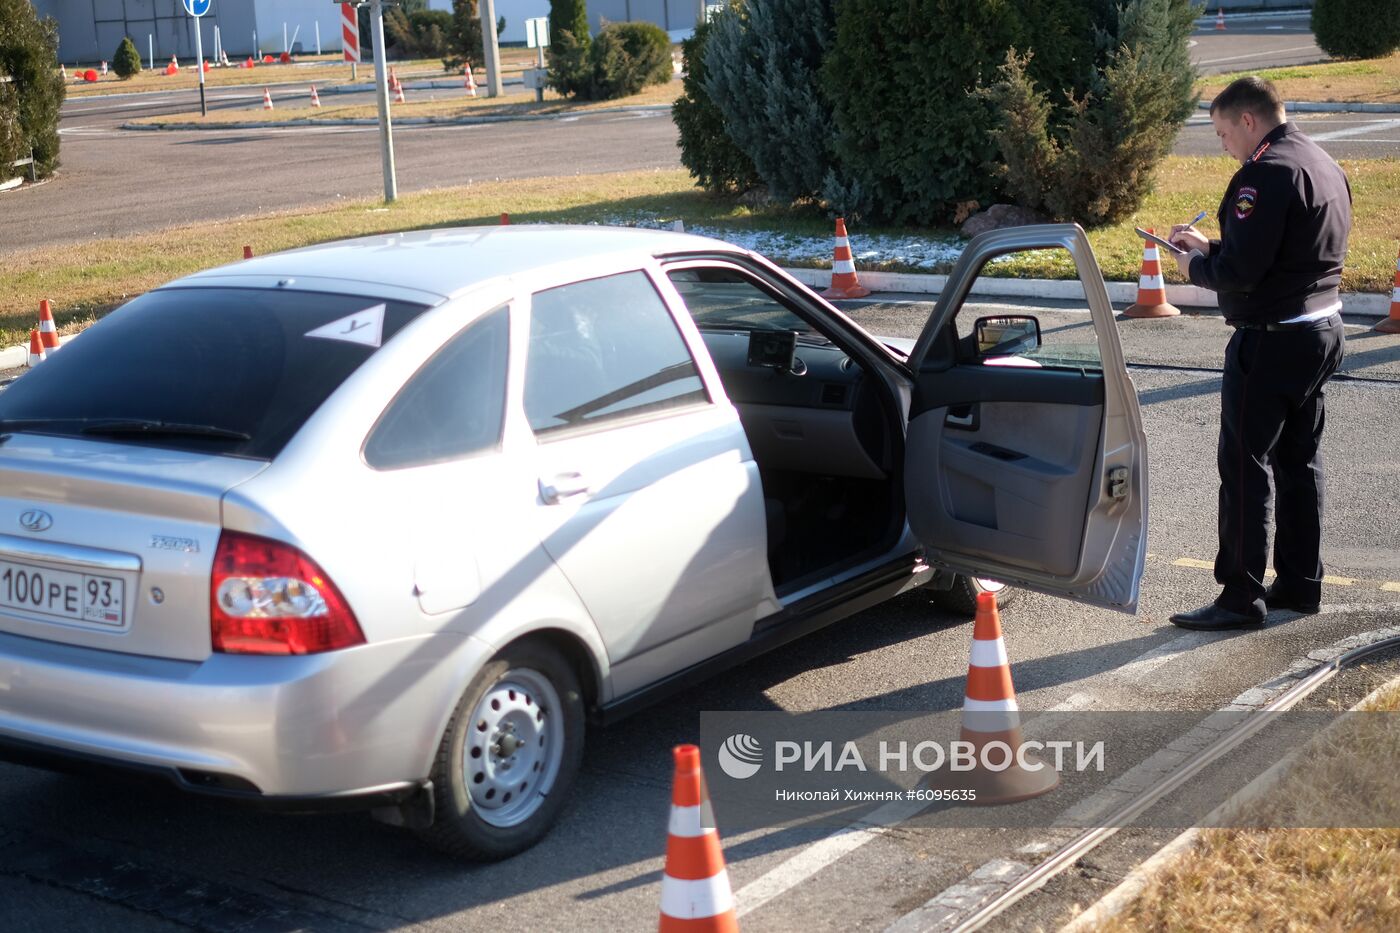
[1210,77,1285,123]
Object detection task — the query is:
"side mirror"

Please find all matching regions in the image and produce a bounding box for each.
[974,315,1041,358]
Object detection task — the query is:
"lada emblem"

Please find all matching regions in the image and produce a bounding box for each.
[18,509,52,533]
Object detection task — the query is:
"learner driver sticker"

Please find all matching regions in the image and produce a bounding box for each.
[304,304,386,348]
[1234,186,1258,220]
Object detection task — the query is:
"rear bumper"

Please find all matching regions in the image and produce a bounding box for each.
[0,628,493,800]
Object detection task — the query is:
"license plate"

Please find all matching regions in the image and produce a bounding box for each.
[0,557,126,629]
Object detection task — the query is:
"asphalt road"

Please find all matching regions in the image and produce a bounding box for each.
[4,305,1399,932]
[1190,12,1323,75]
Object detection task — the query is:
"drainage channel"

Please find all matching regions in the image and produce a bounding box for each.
[946,632,1400,933]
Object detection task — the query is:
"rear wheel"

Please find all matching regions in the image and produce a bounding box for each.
[417,639,585,860]
[933,575,1018,617]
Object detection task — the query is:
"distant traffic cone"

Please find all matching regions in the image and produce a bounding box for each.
[1215,7,1226,30]
[659,745,738,933]
[262,87,273,110]
[37,300,59,350]
[1377,244,1400,334]
[947,592,1058,805]
[100,60,108,76]
[820,218,871,299]
[26,330,45,367]
[500,212,510,225]
[464,64,478,97]
[60,64,67,80]
[309,85,321,108]
[1123,229,1180,318]
[244,56,255,69]
[243,245,254,259]
[393,77,405,104]
[165,61,178,76]
[170,54,179,69]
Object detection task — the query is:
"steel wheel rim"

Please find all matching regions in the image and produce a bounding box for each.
[464,667,564,828]
[973,577,1007,595]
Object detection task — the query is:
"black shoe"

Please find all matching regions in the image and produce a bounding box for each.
[1264,586,1321,615]
[1169,603,1265,630]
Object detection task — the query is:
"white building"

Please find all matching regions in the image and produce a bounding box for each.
[34,0,706,66]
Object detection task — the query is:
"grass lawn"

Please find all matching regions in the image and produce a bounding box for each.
[1197,52,1400,103]
[1097,680,1400,932]
[4,156,1397,350]
[127,79,682,125]
[61,48,539,98]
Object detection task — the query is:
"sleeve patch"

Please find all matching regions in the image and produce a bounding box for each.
[1234,186,1258,220]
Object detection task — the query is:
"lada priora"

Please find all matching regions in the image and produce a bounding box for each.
[0,224,1147,858]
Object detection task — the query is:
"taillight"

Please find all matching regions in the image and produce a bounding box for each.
[210,531,365,655]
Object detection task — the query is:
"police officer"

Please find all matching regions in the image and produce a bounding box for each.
[1166,77,1350,630]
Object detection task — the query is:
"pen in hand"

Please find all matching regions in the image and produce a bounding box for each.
[1184,210,1207,228]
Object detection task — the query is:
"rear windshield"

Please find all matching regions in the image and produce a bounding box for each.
[0,287,431,459]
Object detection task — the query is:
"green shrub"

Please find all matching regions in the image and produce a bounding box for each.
[674,6,760,194]
[444,0,483,72]
[0,0,64,178]
[386,8,453,59]
[823,0,1028,223]
[549,20,671,101]
[1312,0,1400,60]
[0,75,24,181]
[113,36,141,79]
[703,0,838,203]
[985,0,1199,227]
[550,0,591,51]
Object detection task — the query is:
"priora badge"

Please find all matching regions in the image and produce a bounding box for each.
[19,509,53,533]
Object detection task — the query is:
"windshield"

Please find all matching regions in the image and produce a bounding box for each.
[0,287,431,459]
[668,267,817,335]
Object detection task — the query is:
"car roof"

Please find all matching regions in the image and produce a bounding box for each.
[175,225,743,300]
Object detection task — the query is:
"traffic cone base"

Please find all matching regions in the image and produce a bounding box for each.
[1124,229,1181,318]
[262,87,274,110]
[821,218,872,300]
[659,745,738,933]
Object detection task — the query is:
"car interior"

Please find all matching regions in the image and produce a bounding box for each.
[666,266,905,597]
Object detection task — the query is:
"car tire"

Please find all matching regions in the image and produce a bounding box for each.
[933,575,1018,618]
[417,639,585,860]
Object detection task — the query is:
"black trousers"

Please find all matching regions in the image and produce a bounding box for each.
[1214,315,1345,617]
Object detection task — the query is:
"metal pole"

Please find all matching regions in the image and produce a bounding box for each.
[535,36,545,104]
[283,23,288,54]
[149,34,154,71]
[194,15,207,116]
[369,0,397,202]
[315,21,321,56]
[479,0,502,97]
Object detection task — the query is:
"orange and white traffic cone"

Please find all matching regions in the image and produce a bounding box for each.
[1377,244,1400,335]
[100,60,108,76]
[820,218,871,300]
[659,745,739,933]
[464,64,478,97]
[393,76,405,104]
[37,300,59,350]
[26,330,45,367]
[262,87,274,110]
[952,592,1058,805]
[1123,229,1180,318]
[309,85,321,108]
[1215,7,1226,30]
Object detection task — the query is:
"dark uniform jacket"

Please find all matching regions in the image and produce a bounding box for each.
[1187,121,1351,325]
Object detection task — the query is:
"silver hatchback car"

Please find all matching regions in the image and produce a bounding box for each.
[0,225,1147,858]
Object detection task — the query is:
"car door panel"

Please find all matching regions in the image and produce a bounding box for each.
[904,224,1147,612]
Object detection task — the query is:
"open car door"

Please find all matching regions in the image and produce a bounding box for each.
[903,224,1148,613]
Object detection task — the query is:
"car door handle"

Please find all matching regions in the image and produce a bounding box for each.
[945,404,978,430]
[540,472,591,505]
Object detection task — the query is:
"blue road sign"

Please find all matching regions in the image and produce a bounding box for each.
[183,0,211,16]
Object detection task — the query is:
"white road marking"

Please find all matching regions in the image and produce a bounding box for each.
[1111,632,1217,684]
[1310,118,1400,142]
[1196,45,1319,66]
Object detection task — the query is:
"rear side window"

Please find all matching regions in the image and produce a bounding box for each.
[524,271,708,435]
[0,287,430,459]
[364,307,509,469]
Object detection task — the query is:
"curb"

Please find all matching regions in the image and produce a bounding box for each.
[779,267,1392,319]
[1196,99,1400,113]
[61,68,468,103]
[1193,9,1309,23]
[0,333,76,371]
[120,103,672,131]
